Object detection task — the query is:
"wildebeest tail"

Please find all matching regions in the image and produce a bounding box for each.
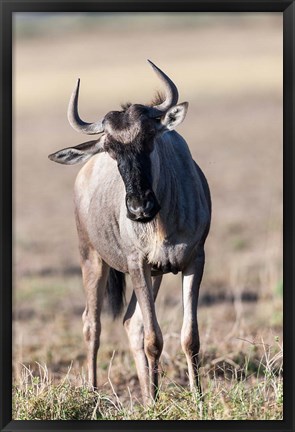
[105,268,126,319]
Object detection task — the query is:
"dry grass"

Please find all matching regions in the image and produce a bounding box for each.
[13,13,283,420]
[13,336,283,420]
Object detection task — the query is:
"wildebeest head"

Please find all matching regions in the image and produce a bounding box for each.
[49,60,188,222]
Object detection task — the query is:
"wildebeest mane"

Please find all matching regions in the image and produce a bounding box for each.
[121,102,132,110]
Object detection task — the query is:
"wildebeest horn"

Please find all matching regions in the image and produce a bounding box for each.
[147,60,179,116]
[67,79,104,135]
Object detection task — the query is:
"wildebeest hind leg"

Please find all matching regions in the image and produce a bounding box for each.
[181,248,205,396]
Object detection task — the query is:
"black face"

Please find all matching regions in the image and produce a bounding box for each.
[103,104,161,222]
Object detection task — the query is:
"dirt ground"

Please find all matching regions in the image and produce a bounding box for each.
[12,13,283,414]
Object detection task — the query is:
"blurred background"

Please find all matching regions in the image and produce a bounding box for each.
[13,12,283,407]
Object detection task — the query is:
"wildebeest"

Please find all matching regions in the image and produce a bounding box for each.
[49,60,211,405]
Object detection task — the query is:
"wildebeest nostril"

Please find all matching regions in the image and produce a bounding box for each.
[143,198,154,213]
[126,197,141,215]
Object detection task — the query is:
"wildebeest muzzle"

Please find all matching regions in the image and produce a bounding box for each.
[126,190,160,222]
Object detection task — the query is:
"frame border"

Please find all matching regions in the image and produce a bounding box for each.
[1,1,294,431]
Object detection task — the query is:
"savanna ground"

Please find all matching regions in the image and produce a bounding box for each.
[12,13,283,420]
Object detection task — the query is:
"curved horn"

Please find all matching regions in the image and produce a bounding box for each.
[67,79,104,135]
[147,60,179,115]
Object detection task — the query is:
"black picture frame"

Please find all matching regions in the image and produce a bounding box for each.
[0,1,294,431]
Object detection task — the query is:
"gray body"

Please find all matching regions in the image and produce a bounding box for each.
[49,61,211,404]
[75,132,209,275]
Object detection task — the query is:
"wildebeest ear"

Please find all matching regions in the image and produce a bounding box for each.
[48,138,105,165]
[161,102,189,131]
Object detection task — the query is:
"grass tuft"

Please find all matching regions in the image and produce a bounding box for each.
[13,344,283,420]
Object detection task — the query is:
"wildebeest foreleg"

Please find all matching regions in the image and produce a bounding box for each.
[124,275,162,404]
[125,262,163,404]
[181,248,205,395]
[123,292,149,401]
[81,249,109,388]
